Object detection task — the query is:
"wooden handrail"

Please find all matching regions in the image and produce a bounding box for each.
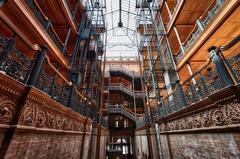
[217,34,240,52]
[74,86,87,100]
[45,55,71,86]
[45,55,87,101]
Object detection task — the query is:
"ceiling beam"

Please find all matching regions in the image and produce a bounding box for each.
[105,9,137,16]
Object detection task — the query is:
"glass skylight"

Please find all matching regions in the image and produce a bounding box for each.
[105,0,138,57]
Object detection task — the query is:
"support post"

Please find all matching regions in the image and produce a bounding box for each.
[132,71,137,119]
[62,27,72,54]
[175,80,187,107]
[196,19,204,31]
[208,46,235,86]
[27,47,47,86]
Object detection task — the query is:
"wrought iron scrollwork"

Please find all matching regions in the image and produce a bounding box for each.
[227,54,240,82]
[0,36,33,83]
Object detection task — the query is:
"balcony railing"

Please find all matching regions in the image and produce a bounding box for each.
[226,54,240,82]
[176,0,226,62]
[108,83,144,98]
[108,105,144,122]
[136,116,146,128]
[160,60,228,115]
[160,35,240,117]
[0,34,97,120]
[26,0,65,54]
[136,110,159,128]
[0,36,34,84]
[109,65,140,78]
[31,56,96,117]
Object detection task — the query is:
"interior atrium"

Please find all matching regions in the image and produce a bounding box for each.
[0,0,239,158]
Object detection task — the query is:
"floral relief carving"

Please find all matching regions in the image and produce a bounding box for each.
[19,99,88,132]
[0,96,16,124]
[225,103,240,124]
[165,102,240,131]
[192,114,201,128]
[46,112,56,129]
[200,110,212,127]
[212,109,224,126]
[21,101,36,126]
[55,115,63,130]
[35,108,46,128]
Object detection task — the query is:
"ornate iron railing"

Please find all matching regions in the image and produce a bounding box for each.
[109,65,140,78]
[226,54,240,82]
[26,0,48,28]
[160,34,240,117]
[0,35,89,117]
[108,83,143,98]
[159,60,227,116]
[159,61,237,116]
[136,116,146,128]
[0,36,34,84]
[135,110,159,128]
[34,57,95,118]
[108,105,143,122]
[106,148,123,154]
[218,35,240,83]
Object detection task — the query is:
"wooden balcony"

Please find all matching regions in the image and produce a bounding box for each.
[0,0,70,68]
[178,0,239,81]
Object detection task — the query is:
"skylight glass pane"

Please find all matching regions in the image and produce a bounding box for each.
[105,0,138,58]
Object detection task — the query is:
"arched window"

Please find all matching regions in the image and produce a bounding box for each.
[116,138,127,143]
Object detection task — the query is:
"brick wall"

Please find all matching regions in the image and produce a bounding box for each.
[5,131,83,159]
[160,133,240,159]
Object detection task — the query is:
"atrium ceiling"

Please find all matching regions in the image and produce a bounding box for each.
[105,0,138,58]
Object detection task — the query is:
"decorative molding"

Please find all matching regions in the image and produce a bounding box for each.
[0,95,16,124]
[18,99,88,132]
[0,74,92,132]
[163,101,240,132]
[0,74,24,124]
